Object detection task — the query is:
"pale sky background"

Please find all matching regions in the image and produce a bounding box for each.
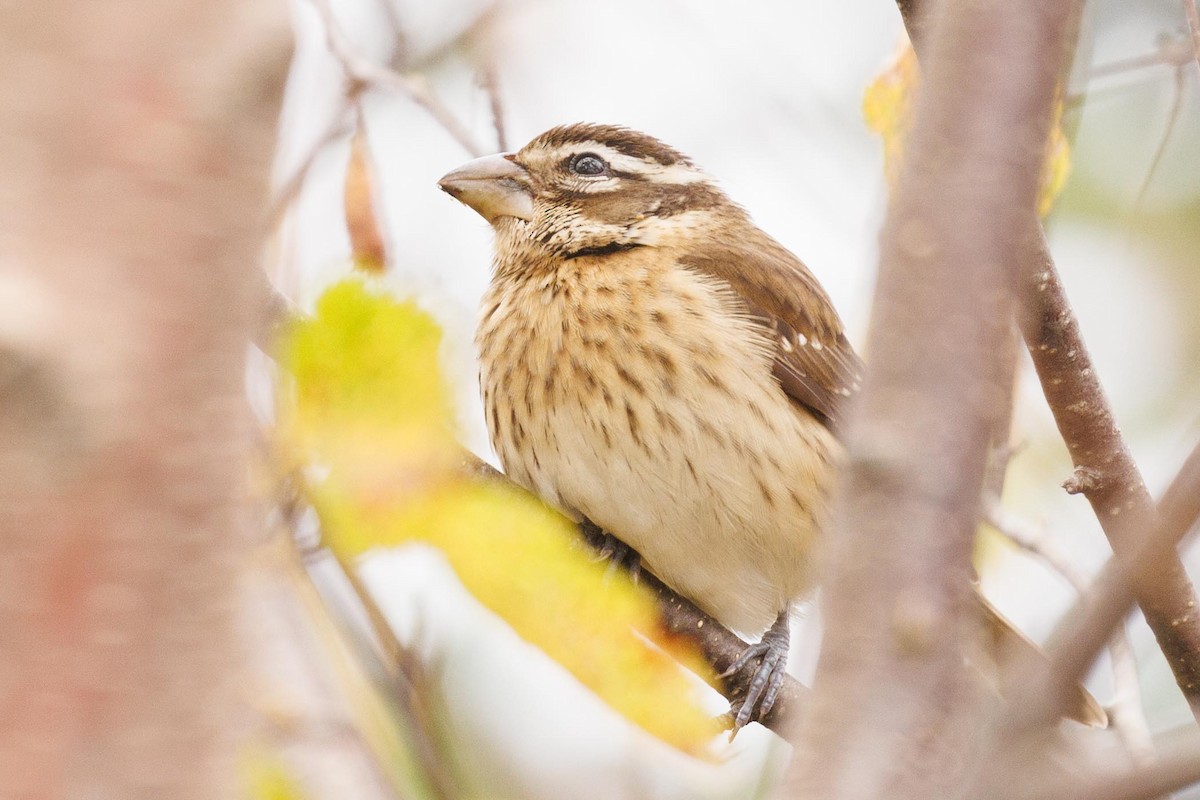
[274,1,1200,796]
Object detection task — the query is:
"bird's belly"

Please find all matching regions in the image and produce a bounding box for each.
[478,264,838,635]
[543,395,832,634]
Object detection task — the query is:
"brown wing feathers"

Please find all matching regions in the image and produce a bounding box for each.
[681,238,863,432]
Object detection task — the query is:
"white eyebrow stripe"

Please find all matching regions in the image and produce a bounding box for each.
[628,209,715,245]
[547,142,709,185]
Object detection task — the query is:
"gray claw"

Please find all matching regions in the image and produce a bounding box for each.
[724,610,790,735]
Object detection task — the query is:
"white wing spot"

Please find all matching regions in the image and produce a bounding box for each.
[796,333,808,346]
[779,336,794,353]
[810,339,823,351]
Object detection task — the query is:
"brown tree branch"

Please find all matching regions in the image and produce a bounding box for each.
[466,455,806,737]
[895,0,1200,727]
[576,520,806,733]
[784,0,1081,795]
[1019,727,1200,800]
[983,499,1153,761]
[1021,241,1200,720]
[1004,438,1200,734]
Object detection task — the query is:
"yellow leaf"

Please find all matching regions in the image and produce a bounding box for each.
[1040,110,1071,218]
[862,40,919,188]
[280,279,718,754]
[240,747,308,800]
[280,280,457,489]
[863,38,1071,216]
[317,476,718,753]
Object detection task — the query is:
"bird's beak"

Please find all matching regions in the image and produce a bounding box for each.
[438,154,534,224]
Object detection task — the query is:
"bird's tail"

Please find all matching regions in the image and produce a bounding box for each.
[977,589,1108,728]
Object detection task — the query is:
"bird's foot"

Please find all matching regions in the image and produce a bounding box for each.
[720,610,790,735]
[579,519,642,582]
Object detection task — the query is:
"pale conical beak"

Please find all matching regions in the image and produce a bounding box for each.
[438,154,534,223]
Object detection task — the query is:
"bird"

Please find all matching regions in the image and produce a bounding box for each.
[438,123,1105,733]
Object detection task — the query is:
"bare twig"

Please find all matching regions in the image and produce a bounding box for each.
[267,98,356,231]
[1184,0,1200,74]
[375,0,411,71]
[1005,439,1200,734]
[479,65,508,151]
[1107,622,1156,764]
[307,0,485,156]
[983,500,1153,762]
[329,551,462,800]
[1029,728,1200,800]
[278,479,463,800]
[253,272,303,355]
[1021,241,1200,721]
[1132,66,1187,213]
[1088,51,1181,80]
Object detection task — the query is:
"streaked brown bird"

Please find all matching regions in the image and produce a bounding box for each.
[439,123,1104,732]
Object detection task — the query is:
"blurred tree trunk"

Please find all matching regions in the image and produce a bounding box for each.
[785,0,1081,796]
[0,2,289,798]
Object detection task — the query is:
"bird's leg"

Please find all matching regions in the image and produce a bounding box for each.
[578,518,642,582]
[721,609,790,732]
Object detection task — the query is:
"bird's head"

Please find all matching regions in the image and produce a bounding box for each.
[438,123,739,261]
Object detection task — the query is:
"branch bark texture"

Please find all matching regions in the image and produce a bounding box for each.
[0,2,289,797]
[1022,242,1200,718]
[897,0,1200,723]
[1008,439,1200,734]
[786,0,1080,797]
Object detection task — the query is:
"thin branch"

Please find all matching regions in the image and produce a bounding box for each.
[307,0,485,157]
[466,454,806,738]
[1184,0,1200,74]
[1132,66,1186,213]
[1020,238,1200,721]
[252,273,303,355]
[1088,51,1180,80]
[1005,438,1200,734]
[1030,728,1200,800]
[577,521,805,734]
[329,551,462,800]
[375,0,412,71]
[279,482,463,800]
[478,66,508,152]
[1107,622,1156,765]
[983,499,1153,762]
[266,98,355,231]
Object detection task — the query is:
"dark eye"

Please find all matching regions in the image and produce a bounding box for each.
[568,153,608,177]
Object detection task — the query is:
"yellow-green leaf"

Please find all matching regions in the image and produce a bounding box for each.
[280,279,718,754]
[863,38,1071,217]
[240,747,308,800]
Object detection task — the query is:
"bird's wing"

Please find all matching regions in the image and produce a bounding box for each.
[680,237,864,433]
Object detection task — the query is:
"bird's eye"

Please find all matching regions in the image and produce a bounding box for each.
[568,153,608,177]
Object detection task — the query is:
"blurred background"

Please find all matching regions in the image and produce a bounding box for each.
[270,0,1200,796]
